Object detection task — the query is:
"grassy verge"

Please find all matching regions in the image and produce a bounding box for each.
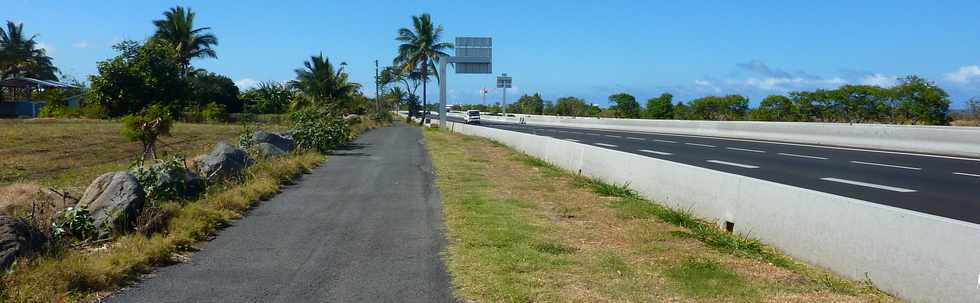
[0,152,323,302]
[424,128,896,302]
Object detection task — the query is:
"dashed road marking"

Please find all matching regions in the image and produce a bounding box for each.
[653,139,677,143]
[850,161,921,171]
[626,137,644,140]
[726,147,765,153]
[685,143,716,148]
[707,160,759,169]
[639,149,673,156]
[604,134,622,138]
[595,143,619,148]
[778,153,828,160]
[953,172,980,178]
[820,177,917,193]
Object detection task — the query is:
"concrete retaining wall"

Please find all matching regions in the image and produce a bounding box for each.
[446,119,980,303]
[471,113,980,158]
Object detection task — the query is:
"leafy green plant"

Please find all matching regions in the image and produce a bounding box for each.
[122,104,173,162]
[201,102,228,123]
[290,106,350,153]
[131,155,195,203]
[52,207,97,240]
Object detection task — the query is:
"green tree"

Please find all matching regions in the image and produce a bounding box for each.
[554,96,589,116]
[0,21,58,80]
[687,95,749,120]
[751,95,797,121]
[151,6,218,76]
[88,40,188,117]
[394,13,453,124]
[608,93,641,118]
[289,54,361,113]
[645,93,674,119]
[188,71,241,112]
[673,102,690,120]
[122,104,173,162]
[241,81,291,114]
[892,75,950,125]
[514,93,545,114]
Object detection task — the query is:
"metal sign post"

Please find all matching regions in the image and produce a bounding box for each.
[496,73,512,115]
[437,37,493,128]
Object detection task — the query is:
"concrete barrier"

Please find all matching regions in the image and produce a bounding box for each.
[445,120,980,303]
[470,113,980,158]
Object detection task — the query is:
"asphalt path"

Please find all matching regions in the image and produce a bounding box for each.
[108,124,455,302]
[448,116,980,225]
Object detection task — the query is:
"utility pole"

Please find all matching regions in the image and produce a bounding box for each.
[374,60,380,114]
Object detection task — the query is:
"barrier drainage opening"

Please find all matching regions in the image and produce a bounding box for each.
[724,221,735,233]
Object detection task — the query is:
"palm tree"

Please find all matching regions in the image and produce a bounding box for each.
[394,13,453,124]
[289,54,361,112]
[0,21,58,80]
[152,6,218,76]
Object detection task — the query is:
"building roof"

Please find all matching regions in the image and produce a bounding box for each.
[0,77,75,89]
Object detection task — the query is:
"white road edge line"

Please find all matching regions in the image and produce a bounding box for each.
[595,143,619,148]
[850,161,921,170]
[778,153,828,160]
[706,160,759,168]
[685,143,716,148]
[626,137,644,140]
[953,172,980,178]
[639,149,673,155]
[726,147,765,153]
[565,139,580,142]
[820,177,918,193]
[653,139,677,143]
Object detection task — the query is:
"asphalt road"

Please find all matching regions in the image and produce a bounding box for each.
[448,116,980,225]
[108,124,455,302]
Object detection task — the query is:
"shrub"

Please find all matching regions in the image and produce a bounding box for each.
[51,207,97,240]
[201,102,228,123]
[290,106,350,153]
[121,104,173,161]
[131,155,196,203]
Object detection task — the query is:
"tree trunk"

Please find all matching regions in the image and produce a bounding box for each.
[420,66,427,126]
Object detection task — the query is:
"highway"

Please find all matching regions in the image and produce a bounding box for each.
[445,116,980,225]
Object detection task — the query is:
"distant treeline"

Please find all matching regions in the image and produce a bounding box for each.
[455,75,973,126]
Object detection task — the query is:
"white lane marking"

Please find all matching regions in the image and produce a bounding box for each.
[587,133,601,136]
[726,147,765,153]
[653,139,677,143]
[626,137,644,140]
[570,131,584,134]
[685,143,716,148]
[850,161,921,170]
[595,143,619,148]
[820,177,917,193]
[604,134,622,138]
[778,153,828,160]
[706,160,759,169]
[565,138,580,142]
[953,172,980,178]
[639,149,673,156]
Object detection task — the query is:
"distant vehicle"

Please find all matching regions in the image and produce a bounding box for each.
[506,114,516,117]
[464,110,481,124]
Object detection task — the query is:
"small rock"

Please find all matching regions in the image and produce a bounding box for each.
[0,215,44,269]
[253,131,294,152]
[255,142,287,158]
[77,172,145,236]
[195,142,254,182]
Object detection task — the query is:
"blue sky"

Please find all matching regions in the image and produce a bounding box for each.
[7,0,980,108]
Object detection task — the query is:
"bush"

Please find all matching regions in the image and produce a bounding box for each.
[290,106,350,153]
[201,102,228,123]
[121,104,173,161]
[131,155,197,203]
[52,207,97,240]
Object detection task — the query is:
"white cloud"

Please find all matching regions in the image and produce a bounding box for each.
[234,78,259,90]
[859,73,897,87]
[944,65,980,84]
[72,41,90,49]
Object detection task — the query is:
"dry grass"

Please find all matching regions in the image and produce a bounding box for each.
[0,151,324,302]
[0,119,259,194]
[424,129,898,303]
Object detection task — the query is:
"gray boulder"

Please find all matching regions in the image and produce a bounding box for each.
[255,142,287,158]
[196,142,254,182]
[152,164,205,197]
[0,215,45,269]
[253,131,294,152]
[77,172,145,237]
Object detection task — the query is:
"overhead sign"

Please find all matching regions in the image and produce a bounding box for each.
[455,37,492,74]
[496,73,512,88]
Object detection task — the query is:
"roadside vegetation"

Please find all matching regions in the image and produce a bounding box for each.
[424,128,897,302]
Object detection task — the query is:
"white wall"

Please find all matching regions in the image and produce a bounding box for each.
[447,120,980,303]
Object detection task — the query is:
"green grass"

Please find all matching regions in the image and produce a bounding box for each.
[665,257,757,300]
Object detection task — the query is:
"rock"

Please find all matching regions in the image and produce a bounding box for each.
[77,172,145,236]
[0,215,45,269]
[195,142,254,182]
[255,142,287,158]
[152,164,205,198]
[253,131,294,152]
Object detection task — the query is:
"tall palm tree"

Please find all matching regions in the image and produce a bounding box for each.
[152,6,218,76]
[0,21,58,80]
[289,54,361,112]
[394,13,453,124]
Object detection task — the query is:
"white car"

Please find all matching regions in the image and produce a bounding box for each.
[464,110,481,124]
